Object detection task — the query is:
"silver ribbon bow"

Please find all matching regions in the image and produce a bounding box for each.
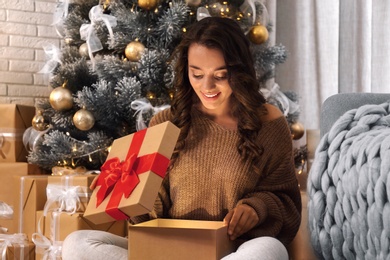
[261,83,300,116]
[38,43,62,74]
[79,5,117,69]
[131,98,170,131]
[32,231,62,260]
[0,201,13,220]
[52,0,70,37]
[45,184,84,214]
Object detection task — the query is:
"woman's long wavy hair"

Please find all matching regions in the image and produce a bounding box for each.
[169,17,267,176]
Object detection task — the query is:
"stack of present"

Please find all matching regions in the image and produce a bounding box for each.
[32,169,128,260]
[83,121,234,260]
[0,104,45,259]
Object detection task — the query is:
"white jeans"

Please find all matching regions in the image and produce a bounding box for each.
[62,230,288,260]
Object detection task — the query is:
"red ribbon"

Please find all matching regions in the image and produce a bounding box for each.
[95,129,170,220]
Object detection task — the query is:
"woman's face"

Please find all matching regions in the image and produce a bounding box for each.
[187,43,233,115]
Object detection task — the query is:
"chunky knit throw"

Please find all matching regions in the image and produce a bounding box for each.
[307,102,390,259]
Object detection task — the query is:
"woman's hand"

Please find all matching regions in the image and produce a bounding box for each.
[223,204,259,240]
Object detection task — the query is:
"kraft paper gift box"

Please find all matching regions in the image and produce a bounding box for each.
[46,174,96,213]
[0,233,34,260]
[35,210,126,242]
[0,163,46,234]
[128,219,235,260]
[0,104,36,162]
[13,175,48,241]
[5,243,35,260]
[34,210,126,260]
[84,121,180,225]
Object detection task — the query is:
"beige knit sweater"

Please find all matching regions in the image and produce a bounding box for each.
[139,107,301,246]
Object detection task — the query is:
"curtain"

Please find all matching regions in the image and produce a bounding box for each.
[270,0,390,130]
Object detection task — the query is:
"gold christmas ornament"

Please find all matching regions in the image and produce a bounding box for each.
[79,43,89,58]
[290,122,305,140]
[125,41,145,62]
[185,0,201,7]
[64,37,74,45]
[248,24,269,45]
[32,111,48,131]
[138,0,159,10]
[73,108,95,131]
[49,84,73,111]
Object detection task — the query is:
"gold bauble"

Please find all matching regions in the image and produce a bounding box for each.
[32,111,48,131]
[291,122,305,140]
[79,43,89,58]
[248,24,269,45]
[138,0,159,10]
[64,37,74,45]
[73,108,95,131]
[125,41,145,62]
[49,86,73,111]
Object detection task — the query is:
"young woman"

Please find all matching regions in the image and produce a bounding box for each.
[62,16,301,260]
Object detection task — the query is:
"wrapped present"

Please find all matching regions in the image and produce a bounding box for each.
[84,121,180,225]
[0,104,36,162]
[0,233,35,260]
[45,174,96,213]
[13,176,48,241]
[33,210,126,259]
[0,163,46,234]
[128,219,235,260]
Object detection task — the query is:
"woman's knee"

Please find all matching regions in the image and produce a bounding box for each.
[222,236,289,260]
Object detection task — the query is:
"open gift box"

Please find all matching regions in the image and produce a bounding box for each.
[83,121,180,225]
[128,219,235,260]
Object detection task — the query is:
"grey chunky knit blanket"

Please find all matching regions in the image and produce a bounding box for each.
[307,102,390,260]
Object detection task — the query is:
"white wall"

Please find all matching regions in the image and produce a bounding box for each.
[0,0,60,106]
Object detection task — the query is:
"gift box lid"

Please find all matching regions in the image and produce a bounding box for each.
[84,121,180,224]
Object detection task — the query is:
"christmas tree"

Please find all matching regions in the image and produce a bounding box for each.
[25,0,302,171]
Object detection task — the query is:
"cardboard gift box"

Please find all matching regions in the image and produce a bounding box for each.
[4,242,35,260]
[0,163,45,234]
[13,175,48,241]
[35,210,126,242]
[46,174,96,213]
[6,244,35,260]
[84,121,180,225]
[0,104,36,162]
[34,210,126,260]
[128,219,235,260]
